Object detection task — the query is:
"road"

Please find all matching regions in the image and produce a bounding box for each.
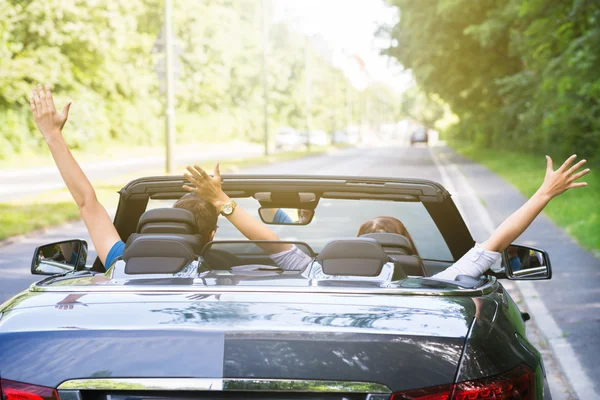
[0,141,264,202]
[1,143,598,398]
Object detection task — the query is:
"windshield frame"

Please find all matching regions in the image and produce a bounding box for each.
[91,175,474,272]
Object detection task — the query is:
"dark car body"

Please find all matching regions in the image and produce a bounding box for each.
[0,176,551,399]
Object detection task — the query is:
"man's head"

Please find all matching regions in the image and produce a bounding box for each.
[173,193,218,242]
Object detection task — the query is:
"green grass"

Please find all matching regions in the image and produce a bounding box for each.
[0,146,339,241]
[0,202,80,241]
[451,141,599,255]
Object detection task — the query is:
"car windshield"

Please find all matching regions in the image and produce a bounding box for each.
[149,196,453,261]
[40,189,483,292]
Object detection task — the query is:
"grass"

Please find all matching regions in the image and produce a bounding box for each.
[0,203,80,241]
[0,183,123,242]
[0,146,338,242]
[451,141,599,255]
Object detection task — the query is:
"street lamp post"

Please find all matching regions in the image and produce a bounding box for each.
[261,0,269,156]
[164,0,175,174]
[305,37,312,152]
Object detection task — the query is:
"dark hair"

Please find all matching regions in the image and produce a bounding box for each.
[173,193,218,238]
[357,216,417,252]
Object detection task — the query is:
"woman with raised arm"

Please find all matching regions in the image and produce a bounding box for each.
[29,84,218,269]
[184,155,589,279]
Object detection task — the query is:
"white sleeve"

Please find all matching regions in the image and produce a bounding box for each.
[270,245,313,271]
[432,245,501,281]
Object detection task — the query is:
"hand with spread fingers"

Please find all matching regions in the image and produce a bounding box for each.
[538,155,590,200]
[183,163,285,251]
[29,84,72,140]
[480,154,590,253]
[183,163,230,209]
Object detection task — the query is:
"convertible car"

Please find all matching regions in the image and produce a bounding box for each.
[0,175,552,399]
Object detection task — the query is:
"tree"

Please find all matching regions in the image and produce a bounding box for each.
[382,0,600,159]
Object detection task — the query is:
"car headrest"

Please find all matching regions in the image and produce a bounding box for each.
[360,233,414,255]
[137,208,197,234]
[316,238,389,277]
[123,234,197,274]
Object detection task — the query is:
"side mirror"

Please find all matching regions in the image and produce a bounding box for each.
[31,240,88,276]
[502,244,552,280]
[258,208,315,225]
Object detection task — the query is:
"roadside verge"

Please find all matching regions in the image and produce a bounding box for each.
[430,144,597,400]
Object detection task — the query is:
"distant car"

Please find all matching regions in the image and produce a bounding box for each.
[307,130,329,146]
[275,127,303,150]
[0,174,552,399]
[410,126,429,146]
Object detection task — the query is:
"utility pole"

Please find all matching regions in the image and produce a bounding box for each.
[261,0,269,156]
[164,0,175,174]
[305,37,312,151]
[346,81,351,129]
[331,71,337,145]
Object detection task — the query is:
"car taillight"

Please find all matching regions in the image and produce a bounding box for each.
[0,379,59,400]
[391,364,534,400]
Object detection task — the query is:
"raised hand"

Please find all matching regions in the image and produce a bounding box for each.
[183,163,229,208]
[538,155,590,199]
[29,84,72,139]
[480,154,590,253]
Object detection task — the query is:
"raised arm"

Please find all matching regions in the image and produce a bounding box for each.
[30,84,121,266]
[480,154,589,253]
[183,164,292,253]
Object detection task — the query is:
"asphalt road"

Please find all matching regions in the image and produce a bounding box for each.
[1,142,598,398]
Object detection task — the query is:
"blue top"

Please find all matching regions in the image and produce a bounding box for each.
[273,209,294,224]
[105,240,125,269]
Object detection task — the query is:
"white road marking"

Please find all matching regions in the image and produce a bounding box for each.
[429,145,597,400]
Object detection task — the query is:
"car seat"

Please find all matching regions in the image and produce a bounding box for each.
[316,238,407,280]
[125,208,206,254]
[359,232,427,276]
[123,234,197,274]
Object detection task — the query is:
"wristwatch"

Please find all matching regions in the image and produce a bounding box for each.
[219,199,237,216]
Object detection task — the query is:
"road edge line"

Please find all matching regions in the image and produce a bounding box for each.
[429,145,597,400]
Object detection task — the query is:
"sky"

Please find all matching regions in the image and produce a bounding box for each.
[272,0,414,92]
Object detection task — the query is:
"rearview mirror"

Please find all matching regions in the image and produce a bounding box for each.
[258,208,314,225]
[31,240,88,276]
[502,244,551,280]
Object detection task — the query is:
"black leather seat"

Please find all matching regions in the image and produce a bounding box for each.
[360,233,426,276]
[316,238,407,280]
[126,208,206,254]
[123,234,197,274]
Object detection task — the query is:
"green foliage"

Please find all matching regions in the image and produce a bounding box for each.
[0,0,160,155]
[1,0,398,159]
[383,0,600,161]
[399,87,447,130]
